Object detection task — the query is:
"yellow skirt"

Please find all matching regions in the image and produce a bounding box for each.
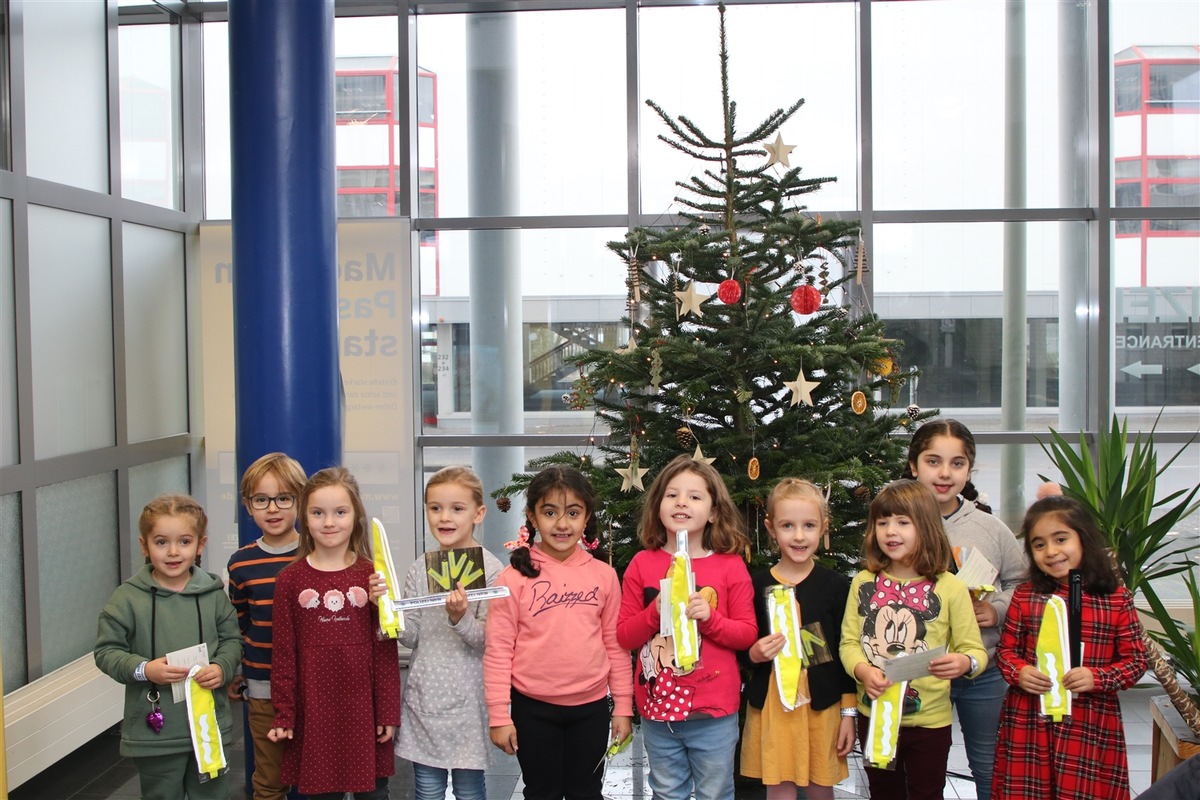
[740,673,849,788]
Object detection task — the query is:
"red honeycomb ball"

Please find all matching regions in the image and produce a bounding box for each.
[717,279,742,305]
[790,285,822,315]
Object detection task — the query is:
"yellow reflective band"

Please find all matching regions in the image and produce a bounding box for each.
[865,680,907,770]
[768,585,806,710]
[184,665,227,780]
[373,518,404,638]
[670,553,699,671]
[1037,594,1072,722]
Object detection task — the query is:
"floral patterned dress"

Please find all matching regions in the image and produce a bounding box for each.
[271,557,401,795]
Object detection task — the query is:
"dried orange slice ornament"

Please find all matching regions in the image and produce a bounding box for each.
[748,456,761,480]
[851,391,868,415]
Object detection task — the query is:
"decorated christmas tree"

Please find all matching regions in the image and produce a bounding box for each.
[495,4,928,572]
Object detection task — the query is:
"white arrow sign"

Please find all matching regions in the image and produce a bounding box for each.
[1121,361,1163,379]
[1189,364,1200,377]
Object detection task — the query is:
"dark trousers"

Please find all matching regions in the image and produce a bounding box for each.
[857,716,952,799]
[510,687,610,800]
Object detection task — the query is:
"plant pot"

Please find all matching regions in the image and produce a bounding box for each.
[1149,695,1200,783]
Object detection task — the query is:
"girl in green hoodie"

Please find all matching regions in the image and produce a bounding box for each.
[95,493,242,800]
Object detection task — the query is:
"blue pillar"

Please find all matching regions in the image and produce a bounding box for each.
[228,3,340,793]
[229,0,341,518]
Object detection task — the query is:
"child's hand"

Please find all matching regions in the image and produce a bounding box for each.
[368,571,388,603]
[1063,666,1095,693]
[267,727,293,742]
[685,591,711,622]
[145,657,191,685]
[490,724,519,755]
[854,664,891,700]
[748,633,786,664]
[836,715,858,756]
[376,724,395,744]
[192,663,225,691]
[1017,665,1053,694]
[928,652,971,680]
[972,598,999,628]
[226,675,246,701]
[446,581,468,626]
[611,715,632,745]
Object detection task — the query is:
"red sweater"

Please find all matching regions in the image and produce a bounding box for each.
[483,545,634,727]
[617,548,757,721]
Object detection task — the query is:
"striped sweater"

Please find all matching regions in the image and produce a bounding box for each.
[227,537,298,689]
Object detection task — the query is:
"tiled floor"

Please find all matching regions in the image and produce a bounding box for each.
[6,682,1168,799]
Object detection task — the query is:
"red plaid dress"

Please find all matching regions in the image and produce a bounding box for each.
[991,582,1147,800]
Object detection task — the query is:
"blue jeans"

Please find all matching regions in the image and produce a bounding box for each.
[412,762,486,800]
[950,663,1007,800]
[640,714,738,800]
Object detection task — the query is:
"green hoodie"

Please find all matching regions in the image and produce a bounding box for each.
[94,564,242,758]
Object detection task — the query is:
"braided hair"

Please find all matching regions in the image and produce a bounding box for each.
[510,465,600,578]
[901,418,993,514]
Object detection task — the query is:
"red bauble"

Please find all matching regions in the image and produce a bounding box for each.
[790,285,822,315]
[717,279,742,305]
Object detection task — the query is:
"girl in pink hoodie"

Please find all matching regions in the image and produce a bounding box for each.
[484,465,634,800]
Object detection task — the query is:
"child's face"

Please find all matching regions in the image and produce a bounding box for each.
[244,472,299,545]
[909,434,972,516]
[528,489,590,562]
[658,470,715,543]
[874,513,919,568]
[1028,513,1083,583]
[141,515,205,592]
[425,481,485,551]
[305,485,357,556]
[766,497,823,568]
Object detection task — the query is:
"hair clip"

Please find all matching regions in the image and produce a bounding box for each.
[583,536,600,551]
[504,524,531,551]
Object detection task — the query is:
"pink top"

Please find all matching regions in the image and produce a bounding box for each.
[483,545,634,727]
[617,547,757,721]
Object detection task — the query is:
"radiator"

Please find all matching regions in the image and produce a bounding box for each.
[4,655,122,789]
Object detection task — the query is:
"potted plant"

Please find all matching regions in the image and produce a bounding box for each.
[1039,414,1200,774]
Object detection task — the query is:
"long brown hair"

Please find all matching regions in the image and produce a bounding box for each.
[862,479,952,582]
[1021,496,1118,595]
[296,467,371,563]
[637,455,748,555]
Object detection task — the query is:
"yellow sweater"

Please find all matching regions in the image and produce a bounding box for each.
[839,569,987,729]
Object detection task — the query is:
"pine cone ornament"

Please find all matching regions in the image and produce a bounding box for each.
[676,426,696,450]
[496,496,511,513]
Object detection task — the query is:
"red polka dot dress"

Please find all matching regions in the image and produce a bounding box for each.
[271,558,401,795]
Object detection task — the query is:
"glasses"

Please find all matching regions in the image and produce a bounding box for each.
[248,494,296,511]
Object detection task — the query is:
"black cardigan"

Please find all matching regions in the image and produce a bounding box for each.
[742,564,857,711]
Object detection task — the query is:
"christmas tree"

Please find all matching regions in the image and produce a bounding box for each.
[495,4,927,572]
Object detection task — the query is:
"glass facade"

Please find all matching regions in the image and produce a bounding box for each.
[1,0,1196,720]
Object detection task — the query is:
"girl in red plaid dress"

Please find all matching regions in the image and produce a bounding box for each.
[991,496,1147,800]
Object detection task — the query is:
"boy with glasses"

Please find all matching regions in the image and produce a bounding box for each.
[226,452,308,800]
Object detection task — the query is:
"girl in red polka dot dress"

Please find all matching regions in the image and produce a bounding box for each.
[616,455,758,800]
[268,467,401,800]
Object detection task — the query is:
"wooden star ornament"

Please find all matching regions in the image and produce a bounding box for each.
[616,464,650,492]
[674,282,709,319]
[784,370,821,407]
[691,444,716,466]
[764,133,796,168]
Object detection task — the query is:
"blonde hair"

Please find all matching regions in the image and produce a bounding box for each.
[296,467,371,563]
[638,455,748,555]
[861,479,951,582]
[139,493,208,566]
[425,465,485,507]
[240,452,307,500]
[765,478,829,543]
